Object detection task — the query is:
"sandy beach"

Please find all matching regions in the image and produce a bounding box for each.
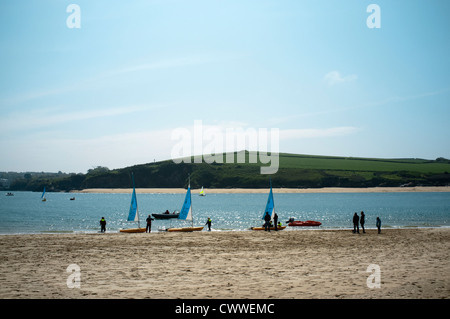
[0,228,448,299]
[74,186,450,194]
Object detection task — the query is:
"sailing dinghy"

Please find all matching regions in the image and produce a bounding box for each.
[199,186,206,196]
[41,187,46,202]
[251,180,286,231]
[120,173,146,233]
[166,177,203,232]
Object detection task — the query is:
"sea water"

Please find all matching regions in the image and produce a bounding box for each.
[0,191,449,234]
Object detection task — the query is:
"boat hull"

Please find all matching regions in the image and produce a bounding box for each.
[166,226,204,232]
[152,213,179,219]
[288,221,321,227]
[251,226,287,231]
[119,228,147,233]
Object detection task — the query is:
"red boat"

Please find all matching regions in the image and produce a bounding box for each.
[288,220,322,227]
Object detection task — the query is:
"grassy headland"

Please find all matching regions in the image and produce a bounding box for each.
[3,151,450,192]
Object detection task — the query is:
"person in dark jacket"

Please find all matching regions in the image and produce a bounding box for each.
[264,212,271,232]
[360,211,366,233]
[273,213,279,231]
[376,217,382,234]
[100,217,106,233]
[353,212,359,234]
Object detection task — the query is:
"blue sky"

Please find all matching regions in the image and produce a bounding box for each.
[1,0,449,173]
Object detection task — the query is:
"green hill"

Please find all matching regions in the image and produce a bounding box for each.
[4,151,450,192]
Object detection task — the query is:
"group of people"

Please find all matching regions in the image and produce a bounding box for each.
[146,215,212,232]
[353,211,382,234]
[99,215,155,233]
[100,212,382,234]
[99,215,213,232]
[264,211,282,231]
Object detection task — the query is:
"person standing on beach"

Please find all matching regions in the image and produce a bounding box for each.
[273,213,279,231]
[264,212,271,232]
[205,217,212,231]
[360,211,366,233]
[146,215,154,233]
[353,212,359,233]
[100,217,106,233]
[376,217,381,234]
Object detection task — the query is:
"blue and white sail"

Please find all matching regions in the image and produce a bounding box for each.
[178,184,192,221]
[262,180,275,221]
[41,187,46,201]
[127,173,139,223]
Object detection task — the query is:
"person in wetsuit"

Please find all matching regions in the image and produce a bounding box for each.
[353,212,359,234]
[100,217,106,233]
[205,217,212,231]
[360,211,366,233]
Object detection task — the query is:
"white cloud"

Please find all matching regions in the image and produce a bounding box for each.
[0,117,361,172]
[0,129,174,172]
[1,52,248,107]
[280,126,360,139]
[324,71,357,86]
[109,52,249,77]
[113,56,212,75]
[0,105,150,132]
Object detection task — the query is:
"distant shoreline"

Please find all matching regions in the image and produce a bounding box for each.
[73,186,450,194]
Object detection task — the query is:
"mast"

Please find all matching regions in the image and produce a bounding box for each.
[133,172,140,228]
[269,178,274,222]
[177,174,194,227]
[189,174,193,228]
[262,178,274,221]
[127,172,140,228]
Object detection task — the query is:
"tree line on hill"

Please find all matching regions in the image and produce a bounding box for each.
[2,156,450,192]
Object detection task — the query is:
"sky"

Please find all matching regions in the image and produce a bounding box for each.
[1,0,449,173]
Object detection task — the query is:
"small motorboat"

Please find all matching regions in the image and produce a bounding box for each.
[152,210,179,219]
[287,218,321,227]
